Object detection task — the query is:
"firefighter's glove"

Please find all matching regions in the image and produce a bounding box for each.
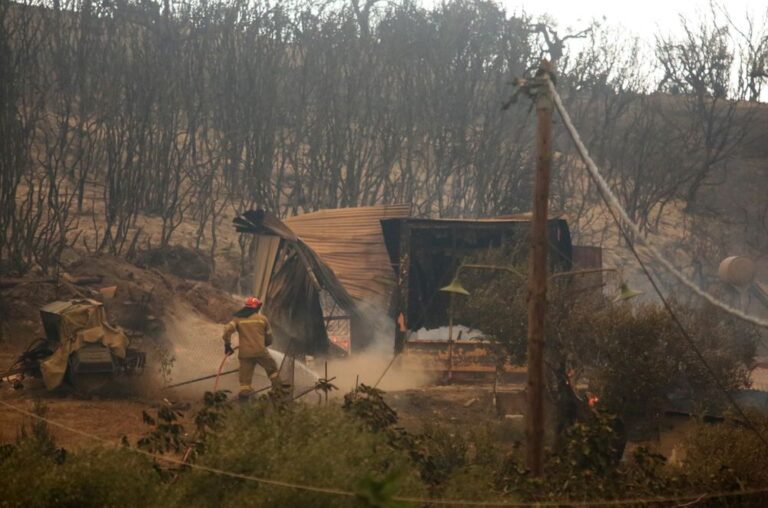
[224,343,234,356]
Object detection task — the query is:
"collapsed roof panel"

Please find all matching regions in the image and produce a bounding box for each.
[234,210,359,355]
[284,204,411,310]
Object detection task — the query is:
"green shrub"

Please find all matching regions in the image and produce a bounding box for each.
[165,401,426,508]
[682,415,768,488]
[573,302,757,430]
[456,248,758,433]
[3,391,768,508]
[0,401,161,508]
[0,445,161,508]
[440,465,503,502]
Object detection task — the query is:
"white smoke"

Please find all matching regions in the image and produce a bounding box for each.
[159,304,317,399]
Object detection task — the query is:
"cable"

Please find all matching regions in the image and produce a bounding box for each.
[606,180,768,454]
[373,352,400,388]
[2,398,768,506]
[549,81,768,454]
[548,80,768,330]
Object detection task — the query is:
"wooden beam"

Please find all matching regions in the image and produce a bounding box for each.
[526,61,554,476]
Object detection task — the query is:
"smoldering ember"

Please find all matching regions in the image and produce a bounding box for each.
[1,0,768,506]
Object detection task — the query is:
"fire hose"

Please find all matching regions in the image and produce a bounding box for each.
[213,346,238,392]
[162,346,268,391]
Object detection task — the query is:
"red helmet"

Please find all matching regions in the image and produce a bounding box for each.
[244,296,262,309]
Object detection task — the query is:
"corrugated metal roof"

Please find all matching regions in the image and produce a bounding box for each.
[285,204,412,308]
[234,209,360,354]
[234,209,357,310]
[390,212,567,224]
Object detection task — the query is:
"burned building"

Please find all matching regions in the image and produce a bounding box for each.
[235,205,594,357]
[380,216,574,351]
[234,205,410,355]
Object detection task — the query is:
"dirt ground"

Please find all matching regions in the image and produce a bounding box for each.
[385,384,500,430]
[4,369,767,463]
[0,250,247,449]
[0,374,508,451]
[0,392,163,449]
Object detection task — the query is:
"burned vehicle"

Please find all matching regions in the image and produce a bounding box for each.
[3,299,145,393]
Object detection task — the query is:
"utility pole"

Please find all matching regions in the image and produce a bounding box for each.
[526,60,554,476]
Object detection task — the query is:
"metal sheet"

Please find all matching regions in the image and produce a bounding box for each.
[235,210,359,355]
[250,235,281,301]
[285,204,411,310]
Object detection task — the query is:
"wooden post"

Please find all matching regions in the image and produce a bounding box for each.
[447,292,454,383]
[395,222,411,353]
[324,361,329,405]
[526,61,553,476]
[291,351,296,399]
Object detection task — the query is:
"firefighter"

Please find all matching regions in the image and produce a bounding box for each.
[222,296,280,399]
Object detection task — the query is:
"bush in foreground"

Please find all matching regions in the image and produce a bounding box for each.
[2,394,768,507]
[165,401,426,508]
[0,441,160,508]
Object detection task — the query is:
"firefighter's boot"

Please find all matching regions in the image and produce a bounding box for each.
[238,385,254,401]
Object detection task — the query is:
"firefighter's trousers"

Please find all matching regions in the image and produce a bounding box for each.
[238,352,279,397]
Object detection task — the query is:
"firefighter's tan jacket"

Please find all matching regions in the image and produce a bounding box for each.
[222,313,273,358]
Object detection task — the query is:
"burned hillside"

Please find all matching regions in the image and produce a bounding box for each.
[2,0,768,506]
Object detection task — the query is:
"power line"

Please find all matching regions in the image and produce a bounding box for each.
[549,80,768,454]
[547,79,768,331]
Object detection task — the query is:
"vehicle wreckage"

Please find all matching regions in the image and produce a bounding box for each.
[2,298,145,393]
